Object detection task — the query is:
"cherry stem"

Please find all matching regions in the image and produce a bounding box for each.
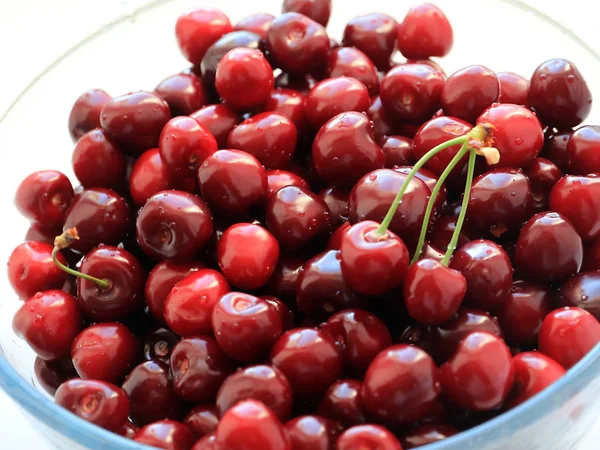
[441,148,477,266]
[411,142,471,264]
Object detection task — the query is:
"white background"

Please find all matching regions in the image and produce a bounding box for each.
[0,0,598,448]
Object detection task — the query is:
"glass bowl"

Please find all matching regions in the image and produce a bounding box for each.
[1,0,599,449]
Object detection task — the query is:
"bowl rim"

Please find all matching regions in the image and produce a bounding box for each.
[1,0,600,448]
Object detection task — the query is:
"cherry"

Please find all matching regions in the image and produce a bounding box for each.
[284,415,338,450]
[215,48,274,111]
[380,63,445,123]
[318,187,349,229]
[270,328,342,398]
[263,89,309,135]
[122,360,183,426]
[429,216,472,252]
[8,242,68,300]
[404,259,466,325]
[227,112,297,169]
[312,112,385,187]
[34,356,78,395]
[337,425,402,450]
[266,12,330,76]
[192,433,219,450]
[539,307,600,369]
[155,72,207,116]
[216,400,289,450]
[367,96,399,144]
[142,327,180,365]
[267,170,310,197]
[380,135,414,168]
[506,352,566,408]
[71,322,139,383]
[136,190,213,262]
[528,58,592,129]
[198,150,267,218]
[212,292,282,362]
[584,236,600,271]
[282,0,331,27]
[68,89,112,142]
[24,223,62,246]
[100,91,170,155]
[72,129,126,190]
[542,129,570,173]
[266,186,331,250]
[184,405,219,439]
[397,3,453,59]
[525,157,563,211]
[235,13,274,38]
[15,170,74,227]
[339,221,409,296]
[134,420,196,450]
[265,255,306,301]
[401,424,458,449]
[170,336,234,402]
[190,104,241,149]
[262,296,295,331]
[216,365,293,421]
[327,222,351,251]
[393,166,448,215]
[551,174,600,240]
[421,241,446,262]
[119,421,140,439]
[558,272,600,320]
[343,13,398,69]
[318,379,366,427]
[55,379,129,431]
[449,239,513,311]
[63,188,131,254]
[566,125,600,174]
[175,8,233,66]
[165,269,230,336]
[514,212,583,283]
[13,290,81,360]
[296,250,364,319]
[497,72,529,105]
[128,148,173,207]
[327,47,379,96]
[322,309,392,375]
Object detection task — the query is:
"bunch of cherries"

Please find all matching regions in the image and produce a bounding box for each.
[7,0,600,449]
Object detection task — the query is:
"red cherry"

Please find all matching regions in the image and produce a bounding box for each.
[235,13,274,38]
[227,112,297,169]
[428,216,472,252]
[506,352,565,408]
[13,290,81,360]
[184,405,219,440]
[216,365,293,421]
[267,170,310,197]
[142,327,180,365]
[397,3,452,59]
[155,72,207,116]
[404,259,466,325]
[318,187,349,229]
[282,0,331,27]
[542,128,570,171]
[401,424,458,449]
[270,328,342,398]
[192,433,219,450]
[165,269,230,336]
[566,126,600,174]
[539,307,600,369]
[284,415,339,450]
[24,223,62,246]
[327,47,379,96]
[261,296,295,331]
[134,420,196,450]
[119,421,140,439]
[72,129,126,190]
[198,150,267,218]
[216,400,289,450]
[15,170,74,227]
[68,89,112,142]
[129,148,174,207]
[34,357,78,395]
[71,322,139,383]
[558,272,600,320]
[318,379,367,427]
[337,425,402,450]
[525,156,563,211]
[439,332,514,410]
[367,96,400,144]
[380,135,414,168]
[343,13,398,69]
[55,379,129,431]
[264,255,306,301]
[7,242,67,300]
[339,221,409,296]
[327,222,351,251]
[393,166,447,216]
[215,48,274,111]
[263,89,309,135]
[497,72,529,105]
[191,104,241,149]
[175,8,233,66]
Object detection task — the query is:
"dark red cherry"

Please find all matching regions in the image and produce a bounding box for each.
[142,327,180,365]
[216,400,289,450]
[68,89,112,142]
[170,336,234,402]
[136,190,213,262]
[266,12,330,76]
[129,148,174,208]
[404,259,466,325]
[380,63,445,123]
[7,242,68,300]
[557,272,600,320]
[584,236,600,271]
[528,58,592,129]
[198,150,267,218]
[72,129,126,190]
[285,415,338,450]
[15,170,74,227]
[477,103,544,168]
[265,255,306,301]
[13,290,81,360]
[367,96,399,144]
[270,328,342,398]
[542,128,571,172]
[327,222,351,251]
[497,72,529,105]
[134,419,196,450]
[380,135,414,168]
[24,223,62,246]
[439,332,514,411]
[401,424,458,449]
[175,8,233,66]
[155,72,207,116]
[318,379,366,427]
[217,365,293,421]
[63,188,130,253]
[71,322,139,383]
[227,112,297,169]
[184,405,219,440]
[318,187,349,229]
[100,91,170,155]
[261,296,295,331]
[337,425,402,450]
[525,157,563,211]
[327,47,379,96]
[268,170,310,197]
[190,104,241,149]
[428,216,472,252]
[55,379,129,431]
[397,3,452,59]
[343,13,398,69]
[566,125,600,174]
[362,345,440,425]
[235,13,274,38]
[165,269,230,336]
[506,352,565,408]
[34,357,78,395]
[393,166,447,215]
[122,360,183,426]
[263,89,309,135]
[514,212,583,283]
[282,0,331,26]
[550,175,600,241]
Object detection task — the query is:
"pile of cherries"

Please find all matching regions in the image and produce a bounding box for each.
[7,0,600,449]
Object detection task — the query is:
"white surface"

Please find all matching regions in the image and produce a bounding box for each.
[0,0,599,448]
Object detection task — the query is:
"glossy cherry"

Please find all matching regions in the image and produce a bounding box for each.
[566,125,600,174]
[34,356,78,395]
[394,166,448,215]
[184,405,219,439]
[379,135,413,168]
[263,88,309,135]
[265,255,306,301]
[72,129,126,190]
[337,424,402,450]
[235,13,274,38]
[327,47,379,96]
[142,327,180,365]
[155,72,207,116]
[24,223,62,246]
[397,3,452,59]
[367,96,399,144]
[318,187,349,229]
[318,379,366,427]
[542,128,570,172]
[557,271,600,320]
[128,148,173,207]
[285,415,338,450]
[401,425,458,449]
[267,170,310,197]
[134,419,196,450]
[428,216,472,252]
[497,72,529,105]
[190,104,241,149]
[282,0,331,26]
[343,13,398,69]
[551,175,600,241]
[68,89,112,142]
